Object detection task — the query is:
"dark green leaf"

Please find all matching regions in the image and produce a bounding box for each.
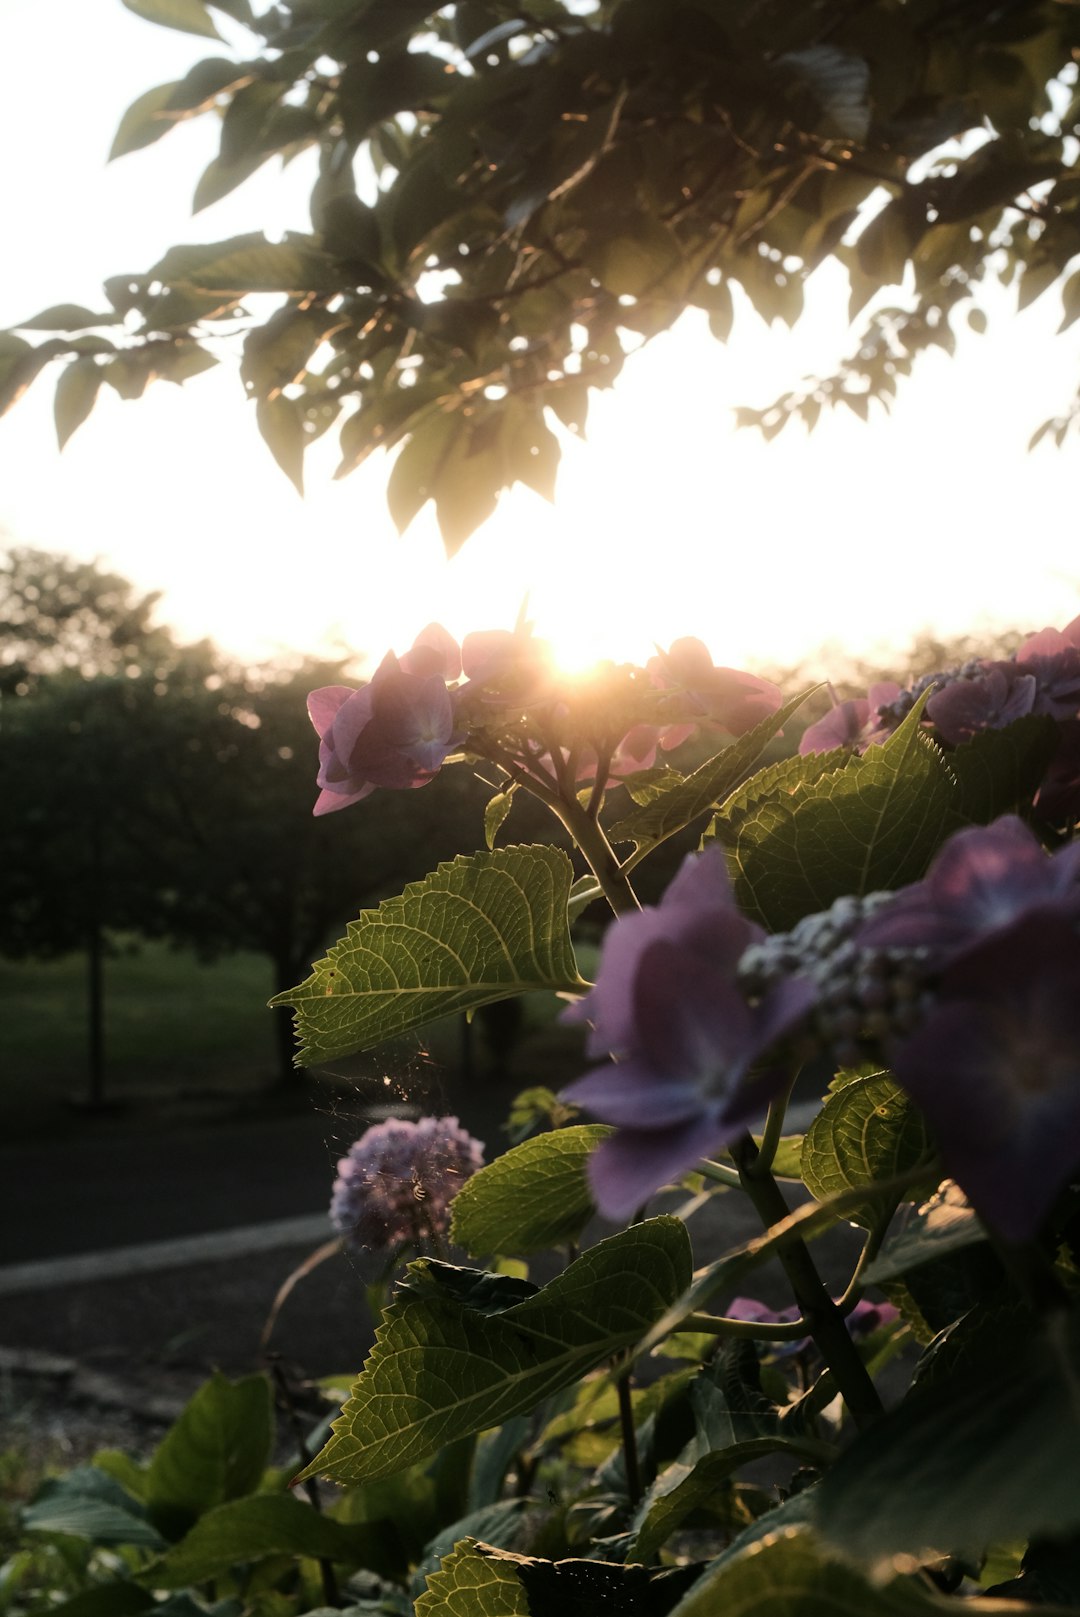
[815,1310,1080,1568]
[947,713,1061,824]
[23,1468,164,1550]
[863,1186,988,1286]
[450,1124,613,1256]
[669,1524,1023,1616]
[145,1371,274,1538]
[138,1494,391,1587]
[299,1217,692,1485]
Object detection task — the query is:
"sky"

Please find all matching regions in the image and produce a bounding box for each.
[2,1,1079,679]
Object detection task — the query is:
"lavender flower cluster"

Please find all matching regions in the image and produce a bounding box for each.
[564,818,1080,1244]
[800,615,1080,827]
[330,1115,484,1254]
[307,623,783,814]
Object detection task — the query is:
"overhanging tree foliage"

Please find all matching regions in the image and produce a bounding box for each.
[6,0,1080,550]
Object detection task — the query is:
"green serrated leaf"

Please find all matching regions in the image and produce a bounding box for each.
[145,1371,273,1538]
[137,1494,390,1587]
[300,1217,691,1486]
[54,358,102,449]
[669,1524,1025,1616]
[727,692,957,930]
[801,1073,932,1227]
[707,744,851,844]
[608,690,814,854]
[815,1311,1080,1570]
[121,0,222,39]
[450,1124,613,1256]
[414,1538,529,1617]
[272,846,586,1066]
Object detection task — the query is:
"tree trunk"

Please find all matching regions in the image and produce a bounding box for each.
[86,817,106,1108]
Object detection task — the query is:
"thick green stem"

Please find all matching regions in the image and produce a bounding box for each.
[731,1133,884,1430]
[552,792,641,916]
[615,1357,643,1505]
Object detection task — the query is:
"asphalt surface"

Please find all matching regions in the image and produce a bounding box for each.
[0,1053,867,1403]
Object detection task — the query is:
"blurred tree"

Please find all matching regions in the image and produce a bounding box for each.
[0,573,495,1092]
[3,0,1080,550]
[0,545,178,694]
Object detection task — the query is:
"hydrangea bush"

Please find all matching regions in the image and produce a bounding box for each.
[15,615,1080,1616]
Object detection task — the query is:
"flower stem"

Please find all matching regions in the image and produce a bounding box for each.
[685,1311,808,1341]
[730,1132,884,1430]
[614,1355,643,1505]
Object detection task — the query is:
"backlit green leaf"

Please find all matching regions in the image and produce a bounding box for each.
[272,846,586,1065]
[109,82,182,160]
[726,694,957,930]
[801,1072,932,1227]
[54,358,102,449]
[300,1218,691,1485]
[450,1124,613,1256]
[608,690,814,855]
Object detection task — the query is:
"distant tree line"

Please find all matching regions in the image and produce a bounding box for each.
[0,546,495,1096]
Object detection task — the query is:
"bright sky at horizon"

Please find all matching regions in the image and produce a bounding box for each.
[2,0,1079,680]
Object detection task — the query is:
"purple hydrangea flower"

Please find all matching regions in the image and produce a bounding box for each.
[649,638,783,737]
[330,1116,484,1252]
[725,1295,898,1356]
[309,647,460,815]
[925,660,1036,744]
[889,916,1080,1242]
[799,683,900,756]
[1015,615,1080,720]
[561,849,817,1221]
[854,815,1080,968]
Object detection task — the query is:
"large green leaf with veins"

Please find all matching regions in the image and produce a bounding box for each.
[723,695,956,929]
[272,845,586,1064]
[299,1218,691,1486]
[449,1124,612,1257]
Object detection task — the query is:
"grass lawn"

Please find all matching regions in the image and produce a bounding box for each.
[0,942,282,1138]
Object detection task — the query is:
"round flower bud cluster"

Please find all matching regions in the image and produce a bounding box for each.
[737,893,931,1067]
[330,1115,484,1254]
